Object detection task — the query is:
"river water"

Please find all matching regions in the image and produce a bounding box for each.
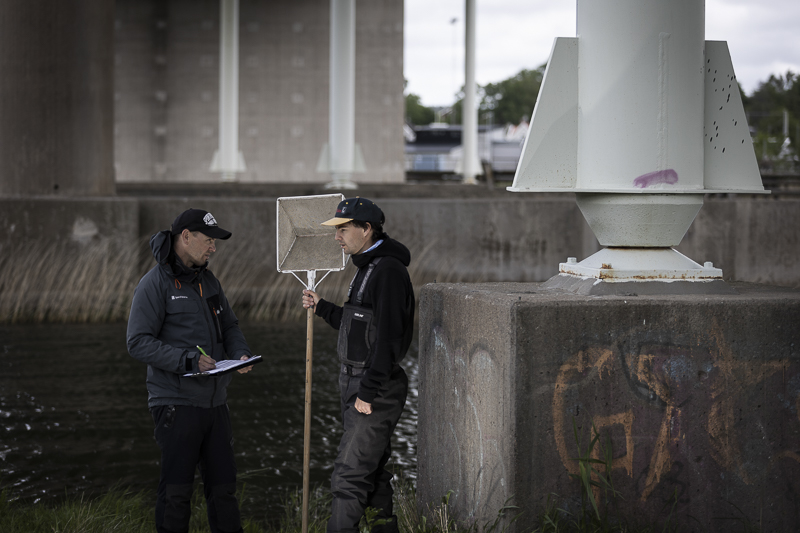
[0,321,418,522]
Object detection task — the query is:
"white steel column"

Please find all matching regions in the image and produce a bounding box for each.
[576,0,705,192]
[326,0,358,189]
[462,0,480,185]
[210,0,245,182]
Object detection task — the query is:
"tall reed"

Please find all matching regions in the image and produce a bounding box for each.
[0,237,141,323]
[213,235,475,322]
[0,233,479,323]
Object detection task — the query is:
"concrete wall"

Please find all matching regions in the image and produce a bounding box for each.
[114,0,405,184]
[418,282,800,531]
[0,0,115,196]
[0,193,797,322]
[0,198,139,322]
[680,197,800,286]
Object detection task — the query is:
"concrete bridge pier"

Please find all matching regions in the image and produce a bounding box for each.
[0,0,115,197]
[417,282,800,531]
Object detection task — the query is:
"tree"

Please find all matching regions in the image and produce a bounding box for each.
[480,65,546,126]
[448,64,547,127]
[742,71,799,164]
[404,93,435,126]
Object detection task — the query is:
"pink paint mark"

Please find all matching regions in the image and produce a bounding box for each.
[633,169,678,189]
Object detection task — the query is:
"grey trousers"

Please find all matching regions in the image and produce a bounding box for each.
[327,365,408,533]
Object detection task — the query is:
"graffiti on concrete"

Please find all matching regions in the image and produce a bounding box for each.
[552,319,799,503]
[426,325,509,519]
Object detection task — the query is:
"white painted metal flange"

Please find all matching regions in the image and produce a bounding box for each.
[559,248,722,281]
[575,193,703,247]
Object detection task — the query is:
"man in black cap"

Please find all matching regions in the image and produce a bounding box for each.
[302,198,414,533]
[127,208,253,533]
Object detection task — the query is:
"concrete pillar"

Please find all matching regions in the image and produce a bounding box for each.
[461,0,480,185]
[418,282,800,531]
[210,0,246,182]
[325,0,358,189]
[0,1,115,197]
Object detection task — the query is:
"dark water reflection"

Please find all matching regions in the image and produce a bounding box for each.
[0,321,418,520]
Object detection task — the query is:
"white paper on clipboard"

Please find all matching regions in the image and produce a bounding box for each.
[183,355,262,377]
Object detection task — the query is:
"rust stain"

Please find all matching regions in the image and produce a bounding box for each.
[597,272,716,281]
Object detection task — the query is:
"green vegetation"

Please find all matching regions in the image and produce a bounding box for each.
[0,478,515,533]
[0,485,153,533]
[0,483,329,533]
[1,452,764,533]
[404,65,545,128]
[406,92,436,126]
[742,70,800,169]
[531,421,680,533]
[479,66,546,126]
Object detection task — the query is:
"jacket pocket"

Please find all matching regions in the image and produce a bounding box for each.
[151,405,178,446]
[338,304,375,367]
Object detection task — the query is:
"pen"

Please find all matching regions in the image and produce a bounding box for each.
[197,345,212,359]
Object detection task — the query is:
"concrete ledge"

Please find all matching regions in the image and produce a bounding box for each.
[418,281,800,531]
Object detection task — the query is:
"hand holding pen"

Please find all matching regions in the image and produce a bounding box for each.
[196,345,217,372]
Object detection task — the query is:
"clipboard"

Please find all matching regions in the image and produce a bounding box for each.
[183,355,263,377]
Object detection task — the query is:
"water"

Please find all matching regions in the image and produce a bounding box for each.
[0,321,418,521]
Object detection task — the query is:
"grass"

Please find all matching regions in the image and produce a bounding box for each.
[0,482,330,533]
[0,485,153,533]
[0,477,519,533]
[0,466,765,533]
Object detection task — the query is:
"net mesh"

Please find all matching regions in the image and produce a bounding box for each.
[277,194,345,272]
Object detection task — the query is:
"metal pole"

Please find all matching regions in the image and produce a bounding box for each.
[462,0,479,184]
[301,269,316,533]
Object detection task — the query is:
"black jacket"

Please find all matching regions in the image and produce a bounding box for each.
[126,230,250,408]
[315,236,414,403]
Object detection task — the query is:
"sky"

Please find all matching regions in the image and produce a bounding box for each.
[404,0,800,108]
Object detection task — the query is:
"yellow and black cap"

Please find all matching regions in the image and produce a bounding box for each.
[321,197,385,227]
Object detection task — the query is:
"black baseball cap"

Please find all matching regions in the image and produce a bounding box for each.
[171,208,232,240]
[321,197,385,227]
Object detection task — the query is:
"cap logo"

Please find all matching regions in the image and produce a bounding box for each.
[203,213,218,227]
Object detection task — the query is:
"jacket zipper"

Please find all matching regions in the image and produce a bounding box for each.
[193,281,217,409]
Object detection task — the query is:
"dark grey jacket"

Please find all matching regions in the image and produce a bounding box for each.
[126,230,250,408]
